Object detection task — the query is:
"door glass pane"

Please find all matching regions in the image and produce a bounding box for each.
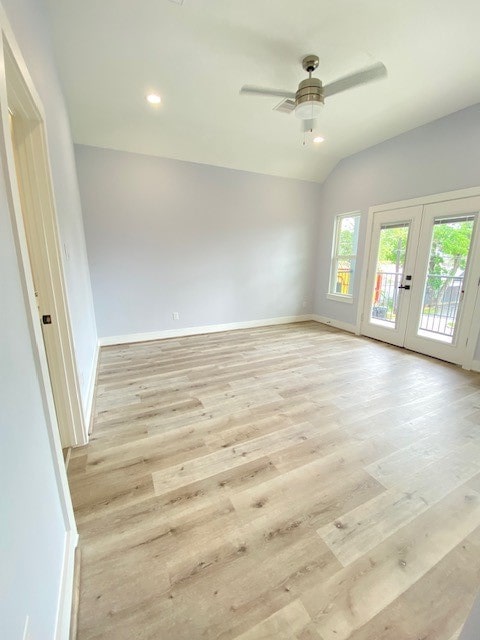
[370,223,409,328]
[417,216,475,343]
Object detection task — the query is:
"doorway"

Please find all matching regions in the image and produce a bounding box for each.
[361,195,480,365]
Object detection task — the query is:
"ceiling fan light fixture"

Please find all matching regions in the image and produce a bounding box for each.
[295,100,323,120]
[294,76,324,120]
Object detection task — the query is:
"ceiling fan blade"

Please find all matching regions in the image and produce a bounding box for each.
[240,85,296,99]
[323,62,387,98]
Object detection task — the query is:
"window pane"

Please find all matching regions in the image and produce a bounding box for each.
[338,216,357,256]
[335,258,354,295]
[329,213,360,297]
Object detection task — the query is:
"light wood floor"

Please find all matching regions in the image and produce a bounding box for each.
[69,321,480,640]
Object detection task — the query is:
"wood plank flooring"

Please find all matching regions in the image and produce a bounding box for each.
[68,321,480,639]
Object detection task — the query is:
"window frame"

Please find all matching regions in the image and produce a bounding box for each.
[327,211,361,303]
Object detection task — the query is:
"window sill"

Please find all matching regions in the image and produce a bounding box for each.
[326,293,354,304]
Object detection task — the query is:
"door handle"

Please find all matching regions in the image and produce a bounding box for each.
[398,285,411,290]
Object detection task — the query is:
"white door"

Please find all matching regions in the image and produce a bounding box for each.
[361,205,423,347]
[362,196,480,365]
[404,197,480,364]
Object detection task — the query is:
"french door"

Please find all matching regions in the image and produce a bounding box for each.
[362,196,480,365]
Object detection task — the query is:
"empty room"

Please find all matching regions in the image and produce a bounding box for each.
[2,1,480,639]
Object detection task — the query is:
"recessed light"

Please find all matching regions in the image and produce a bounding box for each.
[313,136,325,144]
[146,93,161,105]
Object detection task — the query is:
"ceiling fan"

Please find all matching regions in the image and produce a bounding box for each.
[240,55,387,124]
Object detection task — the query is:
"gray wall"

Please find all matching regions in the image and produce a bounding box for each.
[313,103,480,358]
[0,0,96,637]
[75,145,322,339]
[3,0,98,409]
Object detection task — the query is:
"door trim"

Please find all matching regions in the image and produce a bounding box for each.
[357,186,480,369]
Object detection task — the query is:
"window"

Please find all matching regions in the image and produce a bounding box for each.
[328,213,361,300]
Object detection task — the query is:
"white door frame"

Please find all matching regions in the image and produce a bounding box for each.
[356,186,480,370]
[6,45,87,448]
[0,8,79,638]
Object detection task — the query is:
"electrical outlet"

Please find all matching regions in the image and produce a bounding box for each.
[172,312,180,320]
[302,299,307,308]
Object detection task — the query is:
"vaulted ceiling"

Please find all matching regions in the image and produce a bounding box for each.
[46,0,480,182]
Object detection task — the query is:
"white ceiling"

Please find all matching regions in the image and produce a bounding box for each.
[46,0,480,183]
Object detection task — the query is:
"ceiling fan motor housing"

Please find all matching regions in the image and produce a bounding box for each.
[295,77,324,119]
[302,54,320,73]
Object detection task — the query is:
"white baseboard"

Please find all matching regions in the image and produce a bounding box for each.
[83,342,99,435]
[54,529,78,640]
[311,314,357,334]
[98,315,313,347]
[471,359,480,373]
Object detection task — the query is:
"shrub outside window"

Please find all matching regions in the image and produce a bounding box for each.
[329,213,360,298]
